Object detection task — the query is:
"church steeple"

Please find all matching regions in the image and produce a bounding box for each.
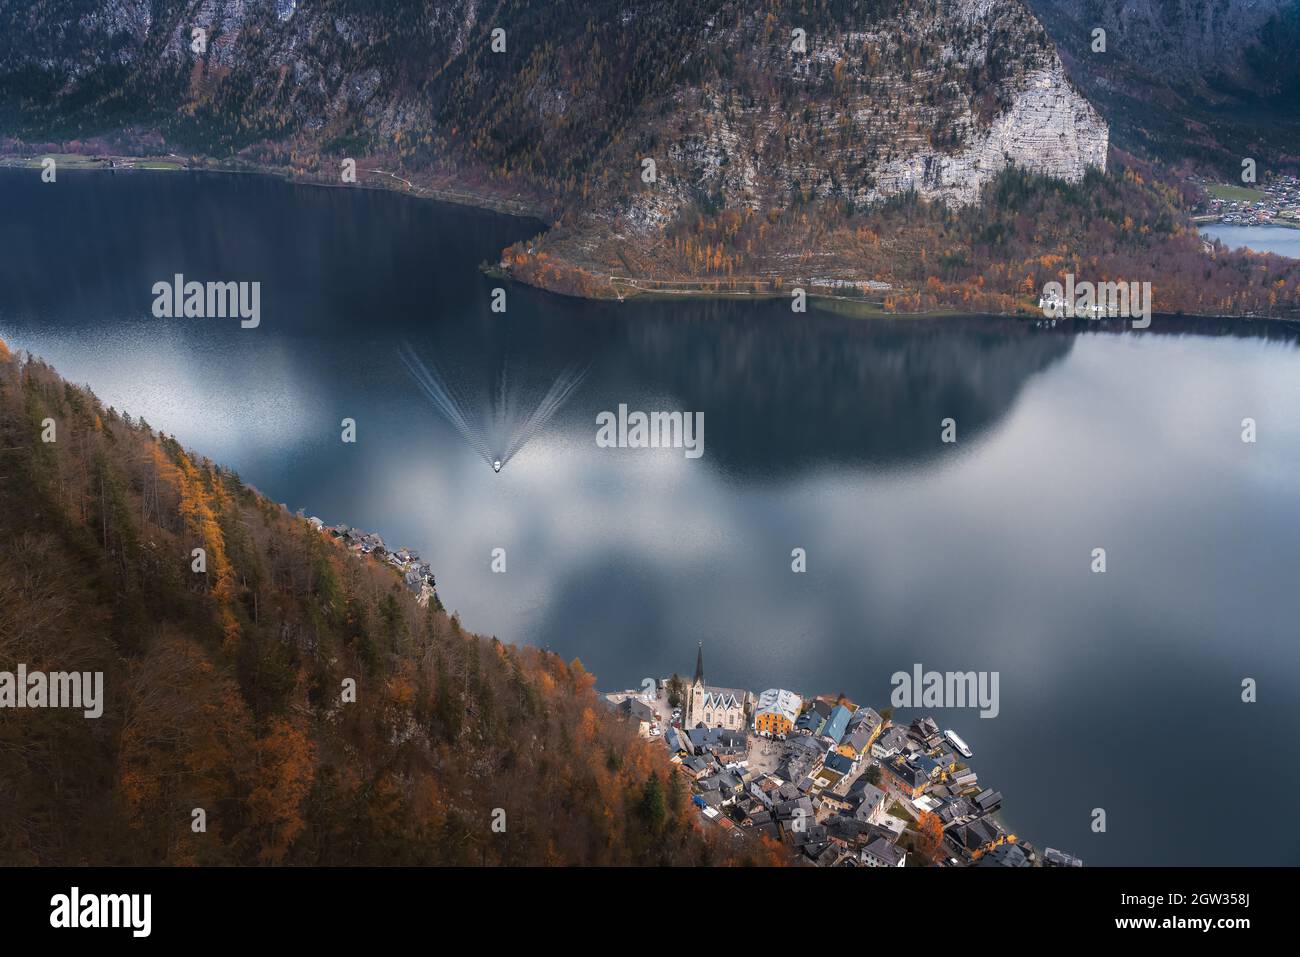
[694,641,705,687]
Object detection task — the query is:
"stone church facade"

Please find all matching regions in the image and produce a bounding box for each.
[685,642,750,731]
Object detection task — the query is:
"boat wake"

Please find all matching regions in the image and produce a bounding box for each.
[400,342,588,472]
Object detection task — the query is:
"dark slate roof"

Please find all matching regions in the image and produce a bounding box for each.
[977,843,1031,867]
[618,697,655,722]
[863,837,905,866]
[823,751,855,775]
[847,706,883,734]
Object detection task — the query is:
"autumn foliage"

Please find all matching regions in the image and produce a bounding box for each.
[0,343,761,866]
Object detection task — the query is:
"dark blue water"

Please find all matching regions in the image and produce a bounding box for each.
[2,168,1299,865]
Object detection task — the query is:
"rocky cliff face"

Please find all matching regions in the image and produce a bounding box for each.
[849,63,1107,207]
[0,0,1109,287]
[1025,0,1300,169]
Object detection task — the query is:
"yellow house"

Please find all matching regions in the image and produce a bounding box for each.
[753,688,801,738]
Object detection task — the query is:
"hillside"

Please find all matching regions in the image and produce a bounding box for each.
[0,0,1297,316]
[1026,0,1300,172]
[0,338,780,866]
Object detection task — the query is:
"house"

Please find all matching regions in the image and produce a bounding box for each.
[909,716,941,745]
[824,815,892,850]
[808,840,842,866]
[936,796,976,825]
[812,750,855,791]
[681,755,712,779]
[911,754,942,781]
[973,788,1003,813]
[871,726,908,759]
[862,837,906,867]
[750,776,782,809]
[792,823,830,857]
[838,707,883,758]
[952,769,979,789]
[744,808,773,828]
[753,688,802,738]
[780,735,827,785]
[977,842,1031,867]
[847,780,888,825]
[702,770,745,804]
[796,699,833,734]
[818,790,855,815]
[950,817,1006,857]
[613,696,655,737]
[817,704,852,745]
[773,796,815,826]
[881,756,932,799]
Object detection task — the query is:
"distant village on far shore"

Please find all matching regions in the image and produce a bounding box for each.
[604,643,1083,869]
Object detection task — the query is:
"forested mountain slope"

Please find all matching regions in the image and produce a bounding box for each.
[0,339,774,866]
[1026,0,1300,170]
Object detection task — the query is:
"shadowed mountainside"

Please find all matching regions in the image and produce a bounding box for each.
[0,337,780,866]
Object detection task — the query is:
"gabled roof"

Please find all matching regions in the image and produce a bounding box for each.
[755,688,801,724]
[977,843,1030,867]
[823,751,855,775]
[847,707,882,733]
[618,697,655,722]
[818,705,852,744]
[848,780,886,811]
[863,837,905,866]
[700,689,743,711]
[954,816,1002,849]
[874,727,908,751]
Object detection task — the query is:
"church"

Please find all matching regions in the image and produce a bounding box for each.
[685,642,750,731]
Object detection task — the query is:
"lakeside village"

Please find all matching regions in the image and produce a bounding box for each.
[1193,174,1300,228]
[604,644,1083,869]
[291,513,1081,868]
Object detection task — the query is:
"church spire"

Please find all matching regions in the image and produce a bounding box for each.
[694,641,704,687]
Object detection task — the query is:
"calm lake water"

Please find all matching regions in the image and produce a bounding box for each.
[1202,223,1300,258]
[3,168,1299,865]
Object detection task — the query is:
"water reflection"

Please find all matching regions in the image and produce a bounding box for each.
[2,169,1300,866]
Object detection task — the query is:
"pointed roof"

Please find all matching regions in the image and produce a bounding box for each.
[694,641,704,686]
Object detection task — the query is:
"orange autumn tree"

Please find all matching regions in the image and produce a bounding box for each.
[247,718,317,864]
[118,634,255,864]
[912,810,945,865]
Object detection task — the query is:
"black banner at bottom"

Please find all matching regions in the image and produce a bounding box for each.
[0,865,1279,941]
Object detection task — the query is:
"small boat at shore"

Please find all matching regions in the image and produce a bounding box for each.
[944,729,973,758]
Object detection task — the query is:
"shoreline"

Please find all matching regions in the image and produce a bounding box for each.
[4,150,1299,324]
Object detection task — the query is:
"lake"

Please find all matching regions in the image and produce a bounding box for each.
[2,167,1299,865]
[1202,223,1300,258]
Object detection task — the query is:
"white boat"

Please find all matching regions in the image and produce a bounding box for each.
[944,729,973,758]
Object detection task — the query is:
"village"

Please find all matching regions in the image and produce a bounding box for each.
[604,643,1083,869]
[1195,174,1300,228]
